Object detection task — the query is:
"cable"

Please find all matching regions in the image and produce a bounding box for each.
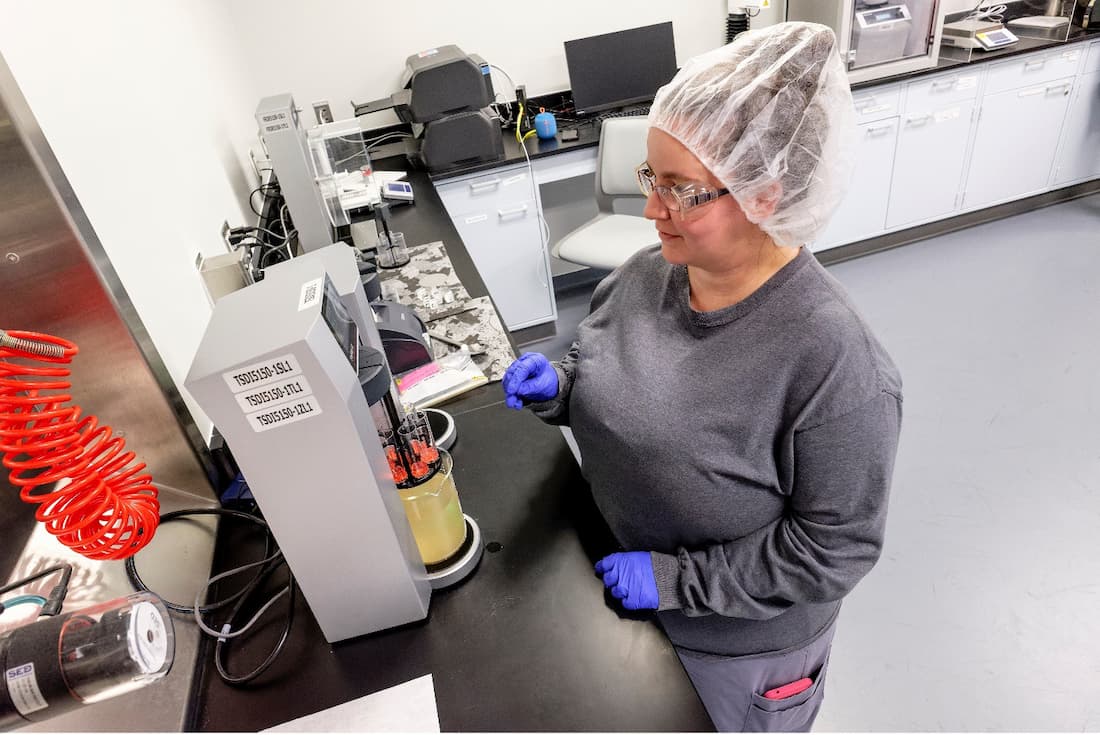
[965,2,1007,21]
[0,563,71,616]
[489,64,519,101]
[193,552,288,639]
[365,133,413,152]
[125,508,274,614]
[125,507,296,686]
[517,135,552,265]
[0,594,47,615]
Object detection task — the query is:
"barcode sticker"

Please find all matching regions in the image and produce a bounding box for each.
[299,277,323,311]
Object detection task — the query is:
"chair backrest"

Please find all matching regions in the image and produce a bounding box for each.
[594,117,650,214]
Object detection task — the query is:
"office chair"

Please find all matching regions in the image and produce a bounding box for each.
[553,118,658,270]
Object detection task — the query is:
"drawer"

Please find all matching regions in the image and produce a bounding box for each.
[434,165,536,219]
[984,47,1084,96]
[904,70,980,112]
[1084,39,1100,75]
[852,85,901,122]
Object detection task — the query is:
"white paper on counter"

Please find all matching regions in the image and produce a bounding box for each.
[263,673,439,733]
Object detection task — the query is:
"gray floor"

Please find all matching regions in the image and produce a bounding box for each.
[531,194,1100,731]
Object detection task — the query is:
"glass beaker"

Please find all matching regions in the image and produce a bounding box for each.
[397,450,466,566]
[376,231,410,268]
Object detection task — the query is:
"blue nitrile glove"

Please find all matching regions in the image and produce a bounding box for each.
[502,352,559,410]
[595,552,659,611]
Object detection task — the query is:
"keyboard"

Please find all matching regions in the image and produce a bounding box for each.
[593,106,651,124]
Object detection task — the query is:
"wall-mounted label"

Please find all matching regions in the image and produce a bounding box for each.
[246,397,323,432]
[235,375,314,413]
[299,277,323,311]
[223,354,302,394]
[6,664,48,715]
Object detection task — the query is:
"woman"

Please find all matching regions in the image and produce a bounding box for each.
[503,22,902,732]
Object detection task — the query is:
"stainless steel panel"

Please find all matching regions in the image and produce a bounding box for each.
[0,50,218,732]
[0,52,214,501]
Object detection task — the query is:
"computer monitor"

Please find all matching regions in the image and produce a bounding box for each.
[564,22,678,116]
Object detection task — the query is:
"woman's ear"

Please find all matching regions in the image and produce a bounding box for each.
[740,181,784,222]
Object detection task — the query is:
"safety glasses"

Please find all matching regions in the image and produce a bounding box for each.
[635,163,729,221]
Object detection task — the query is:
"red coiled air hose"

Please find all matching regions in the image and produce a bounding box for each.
[0,329,159,560]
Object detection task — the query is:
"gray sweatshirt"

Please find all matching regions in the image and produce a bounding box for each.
[532,246,902,656]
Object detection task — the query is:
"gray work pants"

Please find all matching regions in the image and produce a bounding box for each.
[675,616,838,733]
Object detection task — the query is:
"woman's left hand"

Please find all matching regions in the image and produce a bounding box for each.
[595,552,659,610]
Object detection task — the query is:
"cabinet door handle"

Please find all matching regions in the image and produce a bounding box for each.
[865,124,894,136]
[498,204,529,220]
[1045,83,1072,96]
[1024,59,1047,71]
[904,114,933,127]
[468,178,502,193]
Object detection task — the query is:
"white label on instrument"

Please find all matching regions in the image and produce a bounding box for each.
[298,277,323,311]
[860,103,890,115]
[246,397,323,433]
[464,214,488,224]
[6,663,48,715]
[957,76,977,90]
[223,354,302,394]
[503,174,526,186]
[935,107,960,123]
[127,601,170,674]
[235,375,314,412]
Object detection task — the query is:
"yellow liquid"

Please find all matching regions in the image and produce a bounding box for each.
[397,453,466,565]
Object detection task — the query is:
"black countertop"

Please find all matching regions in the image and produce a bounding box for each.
[190,164,712,732]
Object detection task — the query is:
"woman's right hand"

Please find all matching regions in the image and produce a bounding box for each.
[502,352,559,409]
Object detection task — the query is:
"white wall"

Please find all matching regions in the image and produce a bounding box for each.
[221,0,737,129]
[0,1,262,440]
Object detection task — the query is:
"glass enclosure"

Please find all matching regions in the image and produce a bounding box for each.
[788,0,944,83]
[306,119,378,228]
[940,0,1075,62]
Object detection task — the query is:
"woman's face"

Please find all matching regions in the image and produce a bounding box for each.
[643,128,762,271]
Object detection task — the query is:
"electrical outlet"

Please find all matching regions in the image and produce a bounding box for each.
[313,100,334,125]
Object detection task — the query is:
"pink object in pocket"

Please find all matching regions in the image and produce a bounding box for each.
[763,677,813,700]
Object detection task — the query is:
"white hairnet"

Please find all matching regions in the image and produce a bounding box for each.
[649,22,855,247]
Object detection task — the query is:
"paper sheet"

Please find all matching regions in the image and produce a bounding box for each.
[264,673,440,733]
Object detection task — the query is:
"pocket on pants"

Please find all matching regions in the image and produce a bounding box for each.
[743,656,830,733]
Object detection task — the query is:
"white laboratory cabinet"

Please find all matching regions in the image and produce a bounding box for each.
[434,164,556,331]
[814,85,901,251]
[1052,42,1100,186]
[962,50,1081,210]
[886,72,979,228]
